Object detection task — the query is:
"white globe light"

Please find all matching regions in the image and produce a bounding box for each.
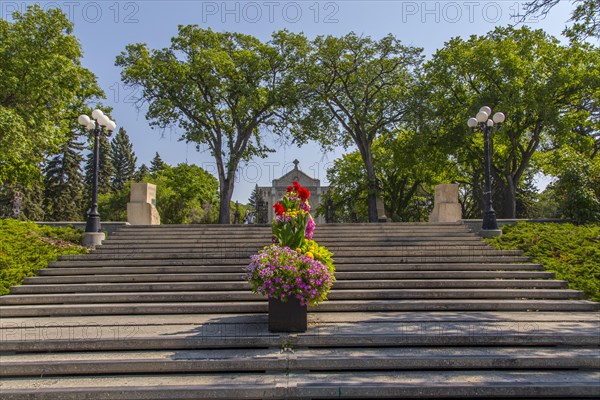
[78,114,91,127]
[476,110,489,123]
[106,120,117,132]
[493,112,506,124]
[467,118,478,128]
[97,114,110,127]
[86,121,95,131]
[479,106,492,116]
[91,109,104,120]
[487,119,494,127]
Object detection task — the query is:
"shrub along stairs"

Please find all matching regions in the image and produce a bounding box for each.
[1,223,598,398]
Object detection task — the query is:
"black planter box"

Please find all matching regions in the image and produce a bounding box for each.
[268,297,307,332]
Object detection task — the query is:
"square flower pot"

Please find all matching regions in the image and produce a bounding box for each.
[268,297,307,332]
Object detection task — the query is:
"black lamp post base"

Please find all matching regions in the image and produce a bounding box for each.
[85,215,101,233]
[481,210,499,231]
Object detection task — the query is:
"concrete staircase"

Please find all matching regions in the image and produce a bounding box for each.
[1,222,598,399]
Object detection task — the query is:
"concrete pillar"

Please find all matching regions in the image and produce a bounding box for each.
[376,196,389,222]
[127,183,160,225]
[429,184,462,223]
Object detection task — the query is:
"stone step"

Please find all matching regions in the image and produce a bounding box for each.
[0,289,584,305]
[3,317,597,352]
[2,347,598,377]
[100,238,487,246]
[35,266,545,277]
[39,264,544,276]
[95,244,493,252]
[1,299,596,317]
[116,224,470,232]
[57,253,528,263]
[69,251,525,261]
[1,370,599,399]
[10,279,568,294]
[49,257,532,267]
[25,270,557,284]
[108,232,478,240]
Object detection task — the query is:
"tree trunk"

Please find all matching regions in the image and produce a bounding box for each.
[218,177,233,224]
[364,158,379,223]
[503,177,517,219]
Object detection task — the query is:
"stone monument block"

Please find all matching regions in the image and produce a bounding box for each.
[429,184,462,223]
[130,183,157,205]
[127,183,160,225]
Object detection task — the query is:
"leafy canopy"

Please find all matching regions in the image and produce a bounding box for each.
[0,5,102,185]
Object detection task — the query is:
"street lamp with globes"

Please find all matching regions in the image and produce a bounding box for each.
[467,106,505,235]
[78,109,116,236]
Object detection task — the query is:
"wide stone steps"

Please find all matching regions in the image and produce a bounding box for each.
[3,347,599,377]
[21,270,558,285]
[0,289,584,305]
[32,263,545,276]
[9,279,569,294]
[1,299,597,317]
[2,370,599,400]
[1,223,598,399]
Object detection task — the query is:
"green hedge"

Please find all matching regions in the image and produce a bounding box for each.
[487,222,600,302]
[0,219,87,295]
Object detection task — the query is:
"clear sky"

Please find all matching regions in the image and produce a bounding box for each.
[2,0,574,202]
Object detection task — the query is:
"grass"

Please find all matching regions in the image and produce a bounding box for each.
[486,222,600,302]
[0,219,88,296]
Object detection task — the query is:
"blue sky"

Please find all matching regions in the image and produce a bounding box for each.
[2,1,574,202]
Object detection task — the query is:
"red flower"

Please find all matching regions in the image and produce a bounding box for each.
[298,187,310,200]
[287,186,293,192]
[273,203,285,215]
[293,181,300,190]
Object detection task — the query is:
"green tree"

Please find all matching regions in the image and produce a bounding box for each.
[117,28,306,223]
[248,184,263,211]
[323,132,450,222]
[84,133,113,196]
[424,26,599,218]
[134,164,150,182]
[0,184,45,220]
[98,164,219,224]
[0,5,103,186]
[295,33,423,222]
[150,164,219,224]
[546,147,600,223]
[149,152,166,174]
[110,127,137,190]
[43,134,85,220]
[520,0,599,40]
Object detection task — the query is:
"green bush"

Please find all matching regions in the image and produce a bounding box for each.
[0,219,87,295]
[487,222,600,302]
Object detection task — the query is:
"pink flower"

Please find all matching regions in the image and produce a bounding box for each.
[305,217,315,240]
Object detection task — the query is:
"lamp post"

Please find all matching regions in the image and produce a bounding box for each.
[467,106,505,235]
[78,109,116,239]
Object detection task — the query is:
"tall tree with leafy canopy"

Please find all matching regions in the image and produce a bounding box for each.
[111,127,137,190]
[150,152,166,174]
[323,131,452,222]
[43,134,85,220]
[424,26,599,218]
[84,133,113,196]
[116,27,307,223]
[294,33,423,222]
[0,5,103,186]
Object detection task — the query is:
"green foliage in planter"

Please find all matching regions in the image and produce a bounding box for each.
[0,219,87,295]
[486,222,600,302]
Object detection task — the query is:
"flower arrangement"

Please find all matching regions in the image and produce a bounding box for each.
[245,181,335,307]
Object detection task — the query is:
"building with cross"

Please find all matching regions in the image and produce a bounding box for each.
[256,160,329,224]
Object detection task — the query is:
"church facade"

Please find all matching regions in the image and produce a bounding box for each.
[256,160,328,224]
